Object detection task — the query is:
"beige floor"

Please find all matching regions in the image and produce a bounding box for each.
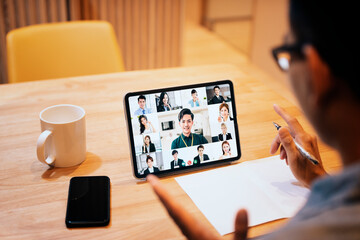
[181,22,297,105]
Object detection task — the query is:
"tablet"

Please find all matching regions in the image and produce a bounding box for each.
[124,80,241,178]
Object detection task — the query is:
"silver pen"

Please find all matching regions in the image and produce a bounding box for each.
[273,122,319,165]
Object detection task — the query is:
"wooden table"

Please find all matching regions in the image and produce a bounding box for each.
[0,64,341,239]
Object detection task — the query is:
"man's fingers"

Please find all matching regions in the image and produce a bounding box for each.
[270,134,281,154]
[280,145,289,165]
[273,104,304,134]
[280,145,286,160]
[147,174,172,204]
[278,128,297,156]
[270,126,291,155]
[234,209,248,240]
[147,174,220,240]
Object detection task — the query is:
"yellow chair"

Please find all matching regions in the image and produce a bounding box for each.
[6,21,125,83]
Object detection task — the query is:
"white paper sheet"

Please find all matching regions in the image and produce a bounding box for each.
[175,155,310,235]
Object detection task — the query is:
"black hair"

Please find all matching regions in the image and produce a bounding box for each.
[172,150,178,155]
[178,108,194,121]
[139,115,147,134]
[146,155,153,163]
[197,145,204,151]
[213,85,220,90]
[158,92,170,107]
[191,89,197,94]
[138,95,146,102]
[290,0,359,100]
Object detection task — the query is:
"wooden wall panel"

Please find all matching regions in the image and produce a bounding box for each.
[38,0,48,23]
[6,1,16,30]
[124,0,132,70]
[0,0,184,83]
[27,0,38,24]
[69,0,81,20]
[58,0,68,21]
[155,0,164,68]
[16,0,27,27]
[147,0,156,69]
[115,0,124,64]
[0,0,7,84]
[139,0,148,69]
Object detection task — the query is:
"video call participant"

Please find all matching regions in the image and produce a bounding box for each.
[218,123,232,141]
[143,155,159,175]
[139,115,156,134]
[218,103,233,122]
[134,95,152,116]
[170,150,185,169]
[209,85,225,104]
[219,140,232,160]
[147,1,360,239]
[142,135,156,153]
[193,145,210,165]
[171,108,208,149]
[188,89,200,107]
[157,92,172,112]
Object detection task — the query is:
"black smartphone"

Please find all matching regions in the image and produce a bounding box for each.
[65,176,110,228]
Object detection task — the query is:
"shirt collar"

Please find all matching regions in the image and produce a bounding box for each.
[181,133,192,139]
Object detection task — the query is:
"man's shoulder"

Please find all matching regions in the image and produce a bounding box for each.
[134,108,141,114]
[171,135,182,148]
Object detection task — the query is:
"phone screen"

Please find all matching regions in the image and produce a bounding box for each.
[65,176,110,228]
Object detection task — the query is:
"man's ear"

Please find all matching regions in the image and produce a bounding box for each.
[303,45,336,107]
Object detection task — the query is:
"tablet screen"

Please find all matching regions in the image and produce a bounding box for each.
[124,80,241,178]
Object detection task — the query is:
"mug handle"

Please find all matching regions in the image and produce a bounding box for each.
[37,130,55,166]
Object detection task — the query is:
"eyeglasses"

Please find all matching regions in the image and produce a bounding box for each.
[272,43,304,72]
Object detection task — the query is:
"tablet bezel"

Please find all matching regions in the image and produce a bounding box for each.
[124,79,241,178]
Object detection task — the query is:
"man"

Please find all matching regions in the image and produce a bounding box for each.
[147,1,360,239]
[193,145,210,166]
[170,150,185,169]
[209,85,225,104]
[134,95,152,116]
[188,89,200,107]
[218,123,232,141]
[171,108,208,149]
[143,155,159,175]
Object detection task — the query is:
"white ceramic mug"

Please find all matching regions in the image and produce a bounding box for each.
[37,104,86,167]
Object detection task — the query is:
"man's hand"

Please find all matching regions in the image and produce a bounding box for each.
[270,104,327,188]
[147,174,249,240]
